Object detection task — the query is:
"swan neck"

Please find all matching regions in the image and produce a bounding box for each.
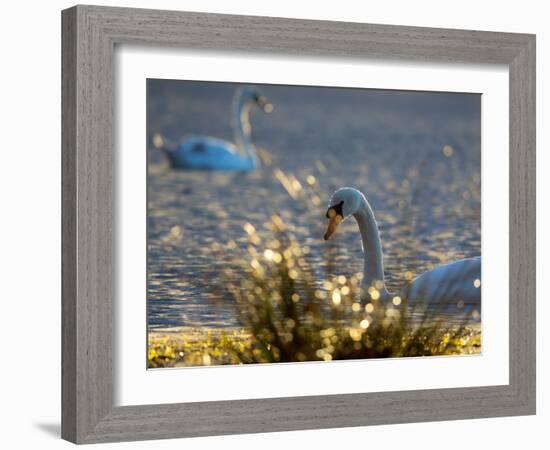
[233,94,258,165]
[354,198,390,300]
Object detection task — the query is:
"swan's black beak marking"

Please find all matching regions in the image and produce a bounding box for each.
[325,201,344,219]
[324,201,344,240]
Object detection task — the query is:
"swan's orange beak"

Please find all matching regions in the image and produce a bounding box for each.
[324,210,342,240]
[257,96,274,113]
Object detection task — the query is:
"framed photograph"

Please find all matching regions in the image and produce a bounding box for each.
[62,5,536,444]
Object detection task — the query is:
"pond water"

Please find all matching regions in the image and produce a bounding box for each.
[147,80,481,330]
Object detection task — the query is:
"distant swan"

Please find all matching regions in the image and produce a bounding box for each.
[323,187,481,307]
[152,86,273,171]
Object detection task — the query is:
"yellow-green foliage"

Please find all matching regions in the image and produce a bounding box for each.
[223,216,480,364]
[148,329,252,368]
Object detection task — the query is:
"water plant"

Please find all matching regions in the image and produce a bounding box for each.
[221,215,480,365]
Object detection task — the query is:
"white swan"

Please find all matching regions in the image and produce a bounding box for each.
[323,187,481,307]
[153,86,273,171]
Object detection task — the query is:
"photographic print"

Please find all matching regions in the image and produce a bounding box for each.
[147,80,481,368]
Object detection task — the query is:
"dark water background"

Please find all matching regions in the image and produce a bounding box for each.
[147,80,481,330]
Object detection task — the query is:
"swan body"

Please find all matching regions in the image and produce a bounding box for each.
[153,86,272,171]
[402,257,481,306]
[171,136,252,171]
[324,187,481,308]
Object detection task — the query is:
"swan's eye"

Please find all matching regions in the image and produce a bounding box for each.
[325,201,344,219]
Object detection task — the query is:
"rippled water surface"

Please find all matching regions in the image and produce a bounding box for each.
[147,81,481,330]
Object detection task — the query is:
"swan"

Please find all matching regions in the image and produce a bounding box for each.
[323,187,481,308]
[152,86,273,171]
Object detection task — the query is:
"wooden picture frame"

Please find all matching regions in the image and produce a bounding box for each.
[61,5,536,444]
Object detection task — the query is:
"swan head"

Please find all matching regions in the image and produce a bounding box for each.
[240,87,274,113]
[323,187,363,240]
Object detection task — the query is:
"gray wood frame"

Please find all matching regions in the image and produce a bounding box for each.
[62,5,536,444]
